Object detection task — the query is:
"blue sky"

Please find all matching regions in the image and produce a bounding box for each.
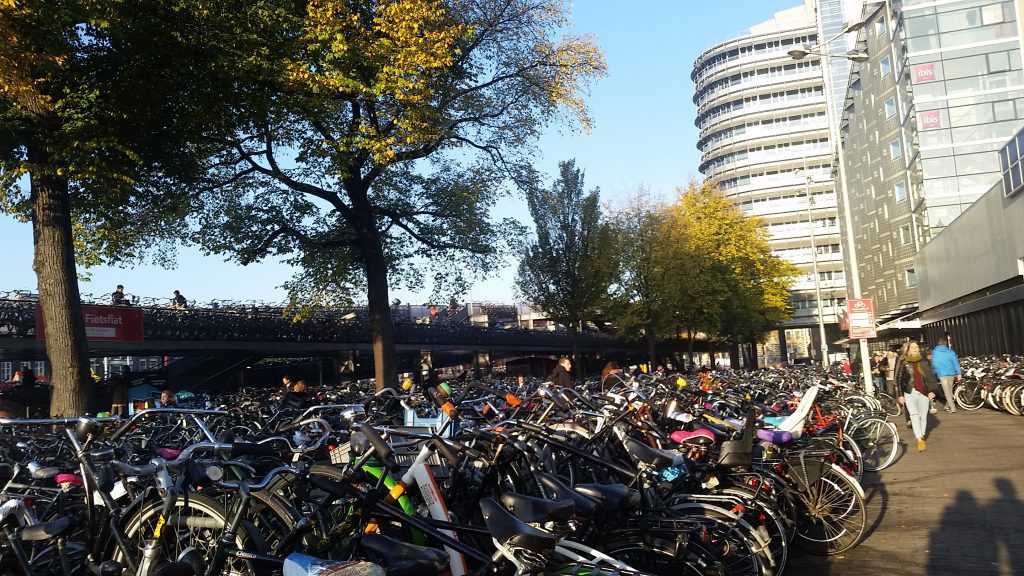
[0,1,801,306]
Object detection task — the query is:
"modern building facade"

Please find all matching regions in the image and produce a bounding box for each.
[916,126,1024,354]
[838,0,1024,327]
[693,0,847,364]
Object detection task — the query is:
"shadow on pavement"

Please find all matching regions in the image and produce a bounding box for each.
[859,471,889,542]
[927,478,1024,576]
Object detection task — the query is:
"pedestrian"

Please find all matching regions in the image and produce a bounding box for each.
[870,351,885,393]
[599,361,626,393]
[884,345,899,396]
[549,357,572,388]
[108,373,128,416]
[281,374,295,394]
[20,366,35,388]
[930,337,962,413]
[160,389,176,408]
[896,340,940,452]
[171,290,188,309]
[111,284,127,305]
[841,358,852,375]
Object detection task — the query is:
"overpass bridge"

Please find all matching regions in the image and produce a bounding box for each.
[0,298,714,388]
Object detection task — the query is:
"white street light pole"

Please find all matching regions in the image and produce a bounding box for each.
[790,21,874,393]
[798,170,830,368]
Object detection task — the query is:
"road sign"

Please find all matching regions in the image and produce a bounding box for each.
[846,298,877,339]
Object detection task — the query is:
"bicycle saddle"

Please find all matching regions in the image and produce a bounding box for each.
[624,436,677,468]
[533,471,598,517]
[283,554,385,576]
[692,421,733,441]
[479,497,558,555]
[670,429,716,446]
[359,533,448,576]
[20,516,74,541]
[756,429,794,446]
[157,447,182,460]
[499,492,575,523]
[573,483,637,511]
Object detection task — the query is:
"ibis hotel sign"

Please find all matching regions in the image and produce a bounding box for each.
[36,305,144,341]
[846,298,877,340]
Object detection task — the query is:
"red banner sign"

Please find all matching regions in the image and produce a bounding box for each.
[912,63,936,83]
[36,305,144,341]
[918,110,942,130]
[847,298,877,339]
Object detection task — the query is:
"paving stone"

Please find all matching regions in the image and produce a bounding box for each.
[785,408,1024,575]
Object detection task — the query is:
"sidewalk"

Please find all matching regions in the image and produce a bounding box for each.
[786,407,1024,575]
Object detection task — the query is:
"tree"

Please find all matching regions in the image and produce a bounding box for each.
[0,0,257,415]
[196,0,606,389]
[663,181,797,366]
[604,188,675,366]
[516,160,611,356]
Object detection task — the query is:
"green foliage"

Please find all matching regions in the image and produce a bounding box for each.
[605,181,798,353]
[516,160,611,337]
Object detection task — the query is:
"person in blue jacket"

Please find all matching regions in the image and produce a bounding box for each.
[930,337,962,413]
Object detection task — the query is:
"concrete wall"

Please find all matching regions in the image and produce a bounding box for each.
[916,180,1024,310]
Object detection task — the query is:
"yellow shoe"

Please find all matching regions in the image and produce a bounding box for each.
[917,438,926,452]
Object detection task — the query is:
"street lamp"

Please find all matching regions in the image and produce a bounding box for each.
[790,20,875,393]
[795,169,829,368]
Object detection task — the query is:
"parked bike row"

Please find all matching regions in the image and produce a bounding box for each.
[0,369,901,575]
[946,355,1024,415]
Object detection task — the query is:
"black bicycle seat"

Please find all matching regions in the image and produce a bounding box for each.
[533,471,598,517]
[359,533,448,576]
[500,492,575,523]
[573,483,637,511]
[479,498,558,555]
[20,517,74,542]
[624,436,676,468]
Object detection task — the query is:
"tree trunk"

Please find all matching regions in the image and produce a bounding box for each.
[686,327,696,367]
[728,341,740,370]
[28,142,90,417]
[348,186,398,391]
[362,240,398,391]
[646,329,657,369]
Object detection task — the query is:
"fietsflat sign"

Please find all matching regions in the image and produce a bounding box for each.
[35,305,144,341]
[846,298,877,340]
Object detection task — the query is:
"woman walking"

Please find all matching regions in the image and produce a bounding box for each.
[896,340,940,452]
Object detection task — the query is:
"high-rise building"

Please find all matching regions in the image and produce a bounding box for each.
[838,0,1024,328]
[693,0,847,364]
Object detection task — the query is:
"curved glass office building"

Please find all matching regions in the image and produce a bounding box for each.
[693,1,847,363]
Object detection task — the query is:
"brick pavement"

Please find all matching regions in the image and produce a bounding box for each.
[786,407,1024,576]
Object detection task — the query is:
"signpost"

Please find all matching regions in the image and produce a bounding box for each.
[36,305,144,341]
[846,298,877,339]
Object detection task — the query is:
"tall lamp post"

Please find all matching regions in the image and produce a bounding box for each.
[789,20,876,392]
[796,169,829,368]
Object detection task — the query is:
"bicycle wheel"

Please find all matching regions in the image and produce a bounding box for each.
[667,502,772,576]
[850,417,899,472]
[792,465,866,555]
[955,382,985,411]
[113,492,265,576]
[875,392,901,417]
[602,535,725,576]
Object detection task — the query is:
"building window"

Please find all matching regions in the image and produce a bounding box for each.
[895,181,907,201]
[881,56,891,77]
[889,139,902,160]
[905,268,917,287]
[900,224,912,245]
[875,20,886,36]
[34,361,45,377]
[0,362,10,382]
[885,98,897,118]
